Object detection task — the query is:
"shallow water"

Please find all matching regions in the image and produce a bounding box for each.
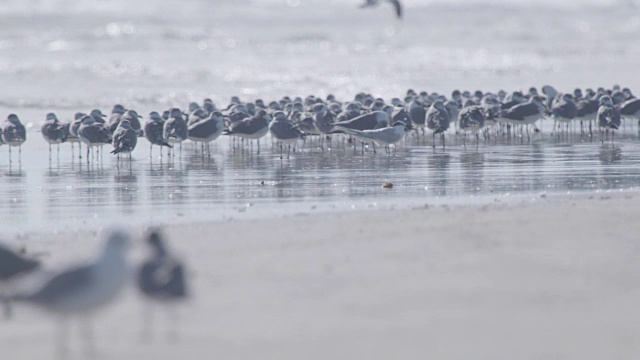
[2,1,640,234]
[1,116,639,235]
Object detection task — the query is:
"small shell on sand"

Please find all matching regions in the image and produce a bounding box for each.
[382,182,393,189]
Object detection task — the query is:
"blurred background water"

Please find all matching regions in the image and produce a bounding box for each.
[0,0,640,234]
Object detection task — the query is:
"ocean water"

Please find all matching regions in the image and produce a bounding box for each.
[1,0,640,233]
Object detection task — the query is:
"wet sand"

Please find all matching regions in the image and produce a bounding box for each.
[3,190,640,359]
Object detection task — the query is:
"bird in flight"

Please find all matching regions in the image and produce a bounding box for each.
[359,0,403,19]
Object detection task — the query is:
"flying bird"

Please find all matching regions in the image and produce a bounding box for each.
[359,0,403,18]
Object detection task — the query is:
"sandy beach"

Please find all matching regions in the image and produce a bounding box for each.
[2,191,640,359]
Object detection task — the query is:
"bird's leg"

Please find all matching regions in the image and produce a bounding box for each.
[79,142,82,160]
[55,317,70,360]
[86,145,90,163]
[149,144,153,160]
[166,305,180,342]
[19,145,22,165]
[442,133,446,149]
[257,139,260,155]
[81,317,96,359]
[8,145,11,165]
[2,295,12,319]
[280,143,283,160]
[372,142,376,154]
[49,144,52,162]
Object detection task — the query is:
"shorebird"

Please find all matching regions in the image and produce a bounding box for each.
[110,119,138,161]
[144,111,171,159]
[0,243,40,319]
[359,1,402,19]
[41,112,67,161]
[10,231,130,358]
[187,111,225,155]
[119,110,143,136]
[426,100,450,148]
[458,104,485,146]
[269,111,306,159]
[108,104,126,132]
[223,109,270,154]
[137,229,188,340]
[552,94,578,133]
[2,114,27,164]
[409,97,427,133]
[78,115,112,162]
[163,108,189,156]
[575,96,600,135]
[65,112,85,159]
[597,95,621,142]
[341,120,410,154]
[332,110,389,133]
[497,96,545,139]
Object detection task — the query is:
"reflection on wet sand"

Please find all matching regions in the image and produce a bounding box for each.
[0,130,639,233]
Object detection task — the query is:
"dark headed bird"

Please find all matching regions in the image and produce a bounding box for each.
[137,229,188,339]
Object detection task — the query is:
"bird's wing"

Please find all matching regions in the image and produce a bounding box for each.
[26,266,92,304]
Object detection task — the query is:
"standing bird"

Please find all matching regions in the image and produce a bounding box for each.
[458,105,485,146]
[269,111,306,159]
[65,112,85,159]
[144,111,171,159]
[163,108,189,156]
[597,95,621,143]
[41,112,67,161]
[137,229,188,340]
[2,114,27,164]
[119,110,143,136]
[107,104,126,132]
[187,111,225,156]
[222,109,270,154]
[359,0,403,18]
[426,100,450,148]
[78,115,112,162]
[0,243,40,319]
[9,231,130,358]
[552,94,578,133]
[341,120,410,154]
[110,119,138,160]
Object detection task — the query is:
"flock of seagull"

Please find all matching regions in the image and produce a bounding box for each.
[1,84,638,165]
[0,229,187,357]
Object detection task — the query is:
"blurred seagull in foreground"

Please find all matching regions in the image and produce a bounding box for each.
[0,243,40,319]
[359,0,403,18]
[137,229,188,340]
[10,231,130,358]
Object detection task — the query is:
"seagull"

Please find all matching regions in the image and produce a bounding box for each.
[110,119,138,160]
[269,111,306,159]
[144,111,172,159]
[0,243,40,318]
[426,100,450,148]
[10,231,130,358]
[78,115,112,162]
[163,108,189,157]
[137,229,188,340]
[108,104,126,132]
[222,109,270,154]
[497,96,545,139]
[597,95,621,142]
[41,112,67,161]
[2,114,27,165]
[341,120,410,154]
[65,112,85,159]
[408,97,427,133]
[187,111,225,156]
[458,104,485,146]
[359,0,403,18]
[552,94,578,132]
[332,111,389,132]
[119,110,143,136]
